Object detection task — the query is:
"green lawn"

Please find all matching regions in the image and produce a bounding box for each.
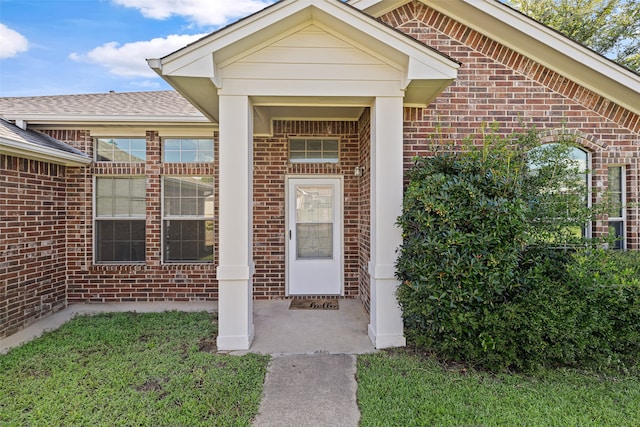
[4,313,640,426]
[0,312,269,426]
[357,349,640,426]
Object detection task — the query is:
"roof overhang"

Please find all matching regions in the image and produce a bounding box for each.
[351,0,640,116]
[0,136,91,167]
[148,0,460,131]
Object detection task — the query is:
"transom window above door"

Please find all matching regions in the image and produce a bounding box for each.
[289,138,339,163]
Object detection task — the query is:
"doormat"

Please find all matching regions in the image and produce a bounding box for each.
[289,299,339,310]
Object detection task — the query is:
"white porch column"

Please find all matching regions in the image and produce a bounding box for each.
[216,94,255,350]
[368,96,406,349]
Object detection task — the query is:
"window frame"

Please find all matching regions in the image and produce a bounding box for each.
[288,137,340,164]
[527,143,593,244]
[162,138,215,163]
[94,137,147,163]
[608,165,626,250]
[93,176,147,264]
[161,176,215,264]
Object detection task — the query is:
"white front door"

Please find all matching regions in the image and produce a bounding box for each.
[287,177,343,295]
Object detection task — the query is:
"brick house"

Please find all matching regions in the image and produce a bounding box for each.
[1,0,639,350]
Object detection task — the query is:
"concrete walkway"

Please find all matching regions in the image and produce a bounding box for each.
[253,354,360,427]
[245,299,374,427]
[0,299,376,427]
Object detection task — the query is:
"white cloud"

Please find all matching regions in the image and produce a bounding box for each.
[0,24,29,59]
[111,0,274,26]
[69,33,206,77]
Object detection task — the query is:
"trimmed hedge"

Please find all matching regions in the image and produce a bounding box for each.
[396,130,640,372]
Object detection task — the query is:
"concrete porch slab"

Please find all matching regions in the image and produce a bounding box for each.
[229,299,376,356]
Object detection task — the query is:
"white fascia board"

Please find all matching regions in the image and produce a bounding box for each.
[462,0,639,91]
[317,0,459,74]
[352,0,639,114]
[156,0,458,81]
[0,114,210,124]
[407,56,457,82]
[0,137,91,167]
[160,53,216,80]
[154,0,307,75]
[349,0,411,16]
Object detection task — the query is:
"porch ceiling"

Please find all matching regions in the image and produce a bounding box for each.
[148,0,459,133]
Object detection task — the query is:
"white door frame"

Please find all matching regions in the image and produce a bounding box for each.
[285,175,344,296]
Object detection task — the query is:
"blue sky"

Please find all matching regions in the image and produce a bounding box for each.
[0,0,278,97]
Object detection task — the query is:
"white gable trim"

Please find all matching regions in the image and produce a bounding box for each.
[149,0,459,125]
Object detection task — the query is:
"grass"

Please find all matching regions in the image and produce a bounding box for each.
[357,349,640,427]
[5,312,640,426]
[0,311,269,426]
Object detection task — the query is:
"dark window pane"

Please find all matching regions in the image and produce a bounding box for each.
[308,140,322,151]
[324,140,338,151]
[608,221,624,250]
[164,220,213,262]
[181,221,199,240]
[96,220,145,263]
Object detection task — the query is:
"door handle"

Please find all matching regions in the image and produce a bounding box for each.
[289,230,292,240]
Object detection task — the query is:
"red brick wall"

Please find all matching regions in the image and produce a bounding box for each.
[42,122,371,303]
[382,1,640,249]
[45,130,219,303]
[4,1,639,334]
[357,110,372,312]
[253,120,364,298]
[0,155,68,338]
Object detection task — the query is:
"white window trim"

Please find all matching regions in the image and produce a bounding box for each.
[608,165,627,250]
[94,137,147,163]
[161,176,215,264]
[93,176,147,265]
[288,137,340,164]
[162,137,215,163]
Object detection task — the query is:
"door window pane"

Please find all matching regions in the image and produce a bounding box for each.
[296,186,333,223]
[295,184,334,259]
[297,223,333,259]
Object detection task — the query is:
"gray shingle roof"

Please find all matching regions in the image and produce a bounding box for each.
[0,90,205,118]
[0,118,89,158]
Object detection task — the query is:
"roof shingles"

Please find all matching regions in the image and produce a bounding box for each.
[0,118,89,158]
[0,90,204,118]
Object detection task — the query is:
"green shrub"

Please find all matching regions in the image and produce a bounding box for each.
[396,124,640,372]
[567,249,640,368]
[396,129,530,367]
